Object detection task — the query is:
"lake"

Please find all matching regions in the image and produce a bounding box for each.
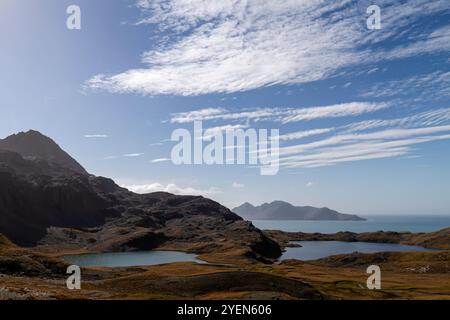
[61,250,205,267]
[252,215,450,233]
[281,241,436,261]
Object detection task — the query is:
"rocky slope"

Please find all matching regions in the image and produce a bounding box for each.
[0,130,86,174]
[0,150,118,246]
[233,201,364,221]
[0,131,281,260]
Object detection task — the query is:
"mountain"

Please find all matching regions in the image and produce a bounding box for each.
[0,130,87,174]
[0,150,118,245]
[232,201,365,221]
[0,130,281,260]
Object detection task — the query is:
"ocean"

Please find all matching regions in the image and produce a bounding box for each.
[251,215,450,233]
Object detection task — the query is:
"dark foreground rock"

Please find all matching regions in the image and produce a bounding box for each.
[0,131,281,260]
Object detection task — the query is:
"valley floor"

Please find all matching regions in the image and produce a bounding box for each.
[1,231,450,300]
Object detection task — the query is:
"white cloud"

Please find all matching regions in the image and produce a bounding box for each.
[306,182,314,187]
[278,125,450,168]
[342,108,450,133]
[151,158,171,163]
[277,128,335,142]
[380,25,450,60]
[226,107,450,169]
[202,124,249,140]
[103,155,119,160]
[123,153,145,157]
[281,102,390,124]
[360,71,450,101]
[232,182,245,188]
[149,142,164,146]
[122,182,221,196]
[171,108,226,123]
[279,125,450,157]
[367,67,379,75]
[84,134,109,138]
[170,102,390,124]
[343,82,352,88]
[87,0,449,96]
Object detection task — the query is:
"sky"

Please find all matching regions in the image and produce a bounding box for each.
[1,0,450,215]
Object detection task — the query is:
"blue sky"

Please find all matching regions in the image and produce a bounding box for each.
[1,0,450,215]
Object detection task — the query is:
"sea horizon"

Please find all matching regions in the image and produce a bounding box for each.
[251,214,450,234]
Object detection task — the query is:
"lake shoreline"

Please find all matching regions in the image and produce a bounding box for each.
[264,227,450,251]
[2,226,450,299]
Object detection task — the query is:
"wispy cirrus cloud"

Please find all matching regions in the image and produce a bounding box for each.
[151,158,171,163]
[281,102,390,124]
[123,153,145,157]
[278,121,450,168]
[281,125,450,156]
[104,153,145,160]
[170,102,390,124]
[342,108,450,133]
[360,71,450,101]
[84,134,109,138]
[280,133,450,169]
[86,0,450,96]
[276,128,335,142]
[222,106,450,169]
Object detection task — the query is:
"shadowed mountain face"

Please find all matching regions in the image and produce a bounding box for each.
[233,201,365,221]
[0,130,87,175]
[0,149,119,246]
[0,131,281,259]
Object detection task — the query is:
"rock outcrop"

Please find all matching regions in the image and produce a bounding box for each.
[0,131,281,260]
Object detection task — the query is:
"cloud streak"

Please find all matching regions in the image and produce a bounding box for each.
[151,158,171,163]
[278,124,450,168]
[84,134,109,138]
[170,102,390,124]
[123,153,145,157]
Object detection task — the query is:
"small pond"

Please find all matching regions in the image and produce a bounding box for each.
[61,250,205,267]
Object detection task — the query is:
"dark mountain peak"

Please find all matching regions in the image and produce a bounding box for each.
[5,130,52,143]
[0,130,87,175]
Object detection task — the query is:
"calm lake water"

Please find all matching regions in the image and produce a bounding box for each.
[61,250,205,267]
[281,241,436,261]
[252,215,450,233]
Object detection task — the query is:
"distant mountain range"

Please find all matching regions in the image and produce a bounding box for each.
[232,201,365,221]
